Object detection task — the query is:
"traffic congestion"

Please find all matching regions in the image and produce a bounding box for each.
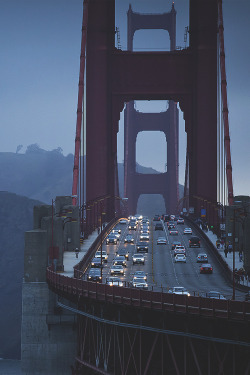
[84,214,242,299]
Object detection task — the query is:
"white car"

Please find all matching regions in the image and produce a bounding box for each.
[140,232,149,241]
[132,253,145,265]
[169,286,190,296]
[110,265,124,275]
[133,270,147,281]
[132,277,148,289]
[157,237,167,245]
[174,254,186,263]
[95,250,108,263]
[183,227,192,235]
[106,277,123,286]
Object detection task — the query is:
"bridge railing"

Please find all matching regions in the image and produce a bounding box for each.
[47,268,250,321]
[73,217,119,278]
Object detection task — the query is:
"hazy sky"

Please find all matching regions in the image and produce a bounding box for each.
[1,0,250,196]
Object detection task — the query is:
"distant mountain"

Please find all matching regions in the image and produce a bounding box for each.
[0,147,183,213]
[0,192,43,359]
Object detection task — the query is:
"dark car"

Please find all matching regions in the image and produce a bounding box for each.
[155,223,163,231]
[153,215,160,221]
[200,263,213,274]
[124,234,134,243]
[136,241,149,253]
[168,223,175,230]
[106,234,117,244]
[164,215,171,222]
[113,256,127,267]
[196,253,208,263]
[87,268,102,282]
[189,236,200,248]
[91,257,103,268]
[116,248,129,260]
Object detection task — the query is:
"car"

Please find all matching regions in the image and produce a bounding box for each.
[136,241,149,253]
[87,268,102,282]
[110,265,124,275]
[91,257,103,268]
[189,236,200,247]
[113,256,127,267]
[168,286,190,296]
[174,254,186,263]
[196,253,208,263]
[163,214,170,222]
[157,237,167,245]
[135,214,143,221]
[134,270,147,281]
[200,263,213,274]
[153,215,160,221]
[132,253,145,265]
[111,230,120,240]
[119,219,128,224]
[183,227,192,235]
[106,234,118,244]
[132,278,148,289]
[124,234,134,243]
[106,277,123,286]
[140,226,149,233]
[128,223,137,230]
[112,228,121,234]
[177,218,184,224]
[206,291,226,299]
[173,248,186,257]
[173,245,186,253]
[140,232,149,241]
[116,248,129,260]
[171,241,181,250]
[95,250,108,263]
[169,229,178,235]
[168,222,175,229]
[155,223,163,231]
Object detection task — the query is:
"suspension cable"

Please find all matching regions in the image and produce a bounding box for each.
[72,0,89,206]
[218,0,234,205]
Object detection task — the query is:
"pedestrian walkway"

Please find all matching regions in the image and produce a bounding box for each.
[203,229,249,287]
[60,228,100,277]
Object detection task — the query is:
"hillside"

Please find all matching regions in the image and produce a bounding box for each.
[0,147,183,213]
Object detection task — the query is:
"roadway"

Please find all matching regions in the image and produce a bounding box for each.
[84,217,245,300]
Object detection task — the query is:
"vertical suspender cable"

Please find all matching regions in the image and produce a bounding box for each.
[72,0,89,206]
[218,0,234,205]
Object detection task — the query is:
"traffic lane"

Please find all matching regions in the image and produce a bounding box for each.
[152,221,232,296]
[179,222,244,298]
[101,222,152,286]
[167,221,245,299]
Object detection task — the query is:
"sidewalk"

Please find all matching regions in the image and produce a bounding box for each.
[61,228,99,277]
[203,229,249,287]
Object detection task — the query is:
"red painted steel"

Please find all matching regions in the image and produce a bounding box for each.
[124,4,179,215]
[218,0,234,205]
[72,1,88,206]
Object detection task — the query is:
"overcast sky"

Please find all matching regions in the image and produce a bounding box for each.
[1,0,250,197]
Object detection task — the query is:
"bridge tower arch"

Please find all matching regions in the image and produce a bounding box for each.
[124,4,179,215]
